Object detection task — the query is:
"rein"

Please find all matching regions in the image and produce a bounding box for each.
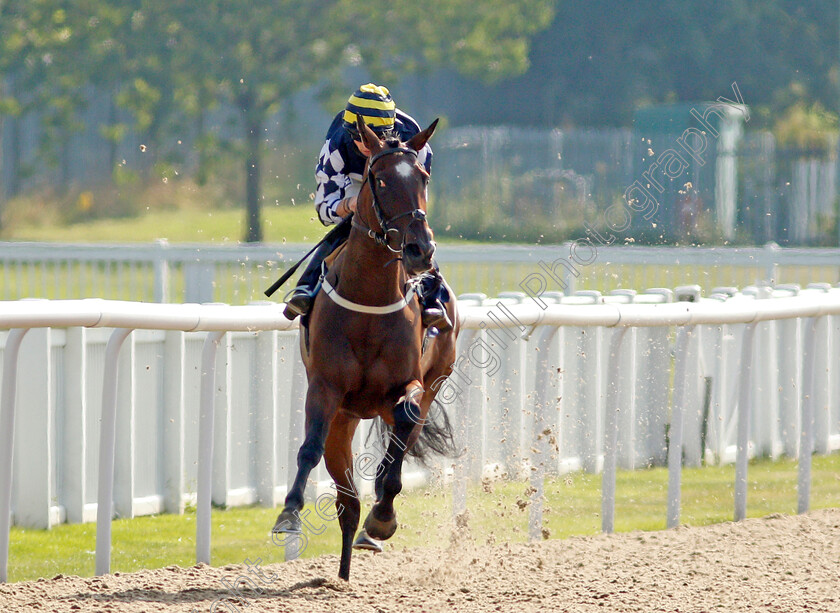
[330,145,429,314]
[351,147,428,253]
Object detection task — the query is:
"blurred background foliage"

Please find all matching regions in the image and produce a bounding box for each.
[0,1,838,244]
[0,0,555,241]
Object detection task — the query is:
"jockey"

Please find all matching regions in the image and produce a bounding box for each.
[283,83,452,331]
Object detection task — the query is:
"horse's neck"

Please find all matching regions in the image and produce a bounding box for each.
[331,231,406,305]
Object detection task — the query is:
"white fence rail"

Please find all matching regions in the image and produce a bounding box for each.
[1,241,840,303]
[1,286,840,581]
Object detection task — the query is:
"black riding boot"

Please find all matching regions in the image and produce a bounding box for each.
[419,269,453,332]
[283,217,352,320]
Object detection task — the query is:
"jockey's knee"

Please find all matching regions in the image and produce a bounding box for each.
[420,271,449,306]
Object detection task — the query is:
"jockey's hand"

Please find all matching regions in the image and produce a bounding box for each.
[338,196,357,218]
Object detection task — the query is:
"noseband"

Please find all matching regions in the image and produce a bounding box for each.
[351,147,428,253]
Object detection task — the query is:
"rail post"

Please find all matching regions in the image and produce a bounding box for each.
[452,328,478,519]
[153,239,170,303]
[0,329,30,583]
[529,325,560,541]
[797,317,818,514]
[667,325,694,528]
[734,323,757,522]
[601,327,628,533]
[95,328,134,576]
[196,331,226,566]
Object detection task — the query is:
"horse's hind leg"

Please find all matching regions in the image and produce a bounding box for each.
[273,380,339,533]
[363,394,424,541]
[323,413,361,581]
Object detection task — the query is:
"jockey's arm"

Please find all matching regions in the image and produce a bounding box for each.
[314,139,363,225]
[314,131,431,226]
[335,195,357,218]
[314,179,360,225]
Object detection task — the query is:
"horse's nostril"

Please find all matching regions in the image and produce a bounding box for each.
[404,243,422,260]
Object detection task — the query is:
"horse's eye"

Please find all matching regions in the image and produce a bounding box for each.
[378,179,386,189]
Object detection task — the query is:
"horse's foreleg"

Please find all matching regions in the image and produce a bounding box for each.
[363,394,424,541]
[273,380,339,534]
[373,453,390,502]
[323,413,360,581]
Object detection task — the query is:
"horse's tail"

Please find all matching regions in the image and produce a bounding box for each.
[407,399,459,466]
[367,401,460,468]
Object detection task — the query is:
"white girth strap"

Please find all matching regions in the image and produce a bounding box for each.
[321,277,417,315]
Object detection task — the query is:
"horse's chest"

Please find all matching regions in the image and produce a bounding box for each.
[354,323,413,353]
[309,308,422,401]
[355,335,418,381]
[347,326,420,388]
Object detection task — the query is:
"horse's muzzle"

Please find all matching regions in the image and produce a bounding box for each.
[402,240,436,275]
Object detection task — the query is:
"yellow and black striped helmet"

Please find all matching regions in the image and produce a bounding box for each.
[343,83,396,137]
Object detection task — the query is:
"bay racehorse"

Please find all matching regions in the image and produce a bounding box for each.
[272,115,459,581]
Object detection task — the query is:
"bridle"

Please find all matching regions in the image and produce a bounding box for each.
[351,147,429,254]
[323,146,429,313]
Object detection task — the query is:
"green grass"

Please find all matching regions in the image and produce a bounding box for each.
[6,454,839,583]
[2,204,839,300]
[4,201,490,247]
[441,260,840,298]
[1,256,835,305]
[7,205,324,245]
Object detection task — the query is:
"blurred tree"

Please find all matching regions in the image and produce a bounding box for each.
[1,1,199,197]
[344,0,556,84]
[435,0,839,128]
[774,101,839,153]
[164,0,555,242]
[1,0,557,240]
[0,0,88,199]
[163,1,349,243]
[4,0,839,227]
[76,1,186,176]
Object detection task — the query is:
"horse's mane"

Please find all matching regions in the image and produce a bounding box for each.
[383,136,402,149]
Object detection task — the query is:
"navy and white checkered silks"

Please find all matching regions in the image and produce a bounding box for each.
[314,110,433,226]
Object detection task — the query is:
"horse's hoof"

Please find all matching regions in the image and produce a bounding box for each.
[363,512,398,541]
[272,508,302,533]
[352,529,384,552]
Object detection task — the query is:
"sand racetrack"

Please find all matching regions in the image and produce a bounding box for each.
[1,508,838,612]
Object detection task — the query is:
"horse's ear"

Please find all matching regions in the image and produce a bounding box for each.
[406,118,439,152]
[356,115,383,156]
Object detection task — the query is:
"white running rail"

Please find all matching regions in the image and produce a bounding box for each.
[0,241,838,303]
[0,286,839,581]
